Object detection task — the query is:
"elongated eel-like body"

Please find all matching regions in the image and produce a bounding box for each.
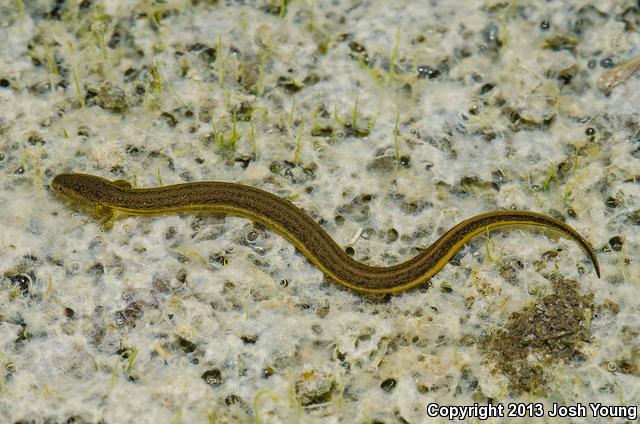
[51,173,600,293]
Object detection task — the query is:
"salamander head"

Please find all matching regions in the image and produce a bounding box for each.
[51,173,115,206]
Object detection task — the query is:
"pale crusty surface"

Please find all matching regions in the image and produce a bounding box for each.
[0,1,638,423]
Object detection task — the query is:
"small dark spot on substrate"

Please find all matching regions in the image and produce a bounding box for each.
[585,127,595,136]
[380,378,397,392]
[400,155,410,167]
[7,274,30,295]
[540,20,550,30]
[417,65,440,79]
[160,112,177,127]
[479,83,495,95]
[96,82,129,113]
[311,126,335,137]
[88,263,105,275]
[187,42,207,52]
[234,155,253,169]
[277,76,303,93]
[0,79,9,88]
[176,269,188,283]
[261,367,275,378]
[269,161,281,175]
[605,196,619,208]
[64,307,76,319]
[201,369,224,387]
[165,226,176,240]
[279,279,289,287]
[385,228,398,242]
[198,47,217,63]
[558,74,572,85]
[624,209,640,225]
[152,277,170,294]
[449,248,466,266]
[609,236,624,251]
[600,58,614,68]
[125,145,142,156]
[345,247,355,256]
[110,165,125,176]
[177,336,197,353]
[212,255,227,267]
[123,67,139,82]
[241,335,257,344]
[344,124,369,138]
[114,311,126,327]
[27,132,45,145]
[78,126,91,137]
[348,41,366,52]
[225,394,241,406]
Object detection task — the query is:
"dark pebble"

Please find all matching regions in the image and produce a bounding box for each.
[64,307,76,319]
[160,112,177,127]
[165,226,176,240]
[178,336,197,353]
[348,41,366,53]
[381,378,397,392]
[241,335,257,344]
[8,274,30,295]
[225,394,241,406]
[600,58,615,68]
[234,155,253,169]
[385,228,398,242]
[202,369,224,387]
[176,269,188,283]
[417,65,440,79]
[212,255,227,266]
[88,263,105,275]
[479,83,495,94]
[558,74,572,85]
[605,197,619,208]
[609,236,624,251]
[199,47,217,63]
[261,367,274,378]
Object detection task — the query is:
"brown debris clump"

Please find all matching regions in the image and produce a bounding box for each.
[485,277,594,395]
